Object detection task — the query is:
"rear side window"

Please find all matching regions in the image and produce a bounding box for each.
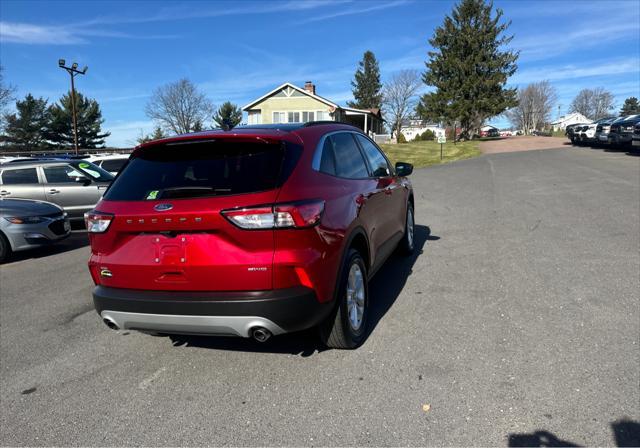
[104,140,296,201]
[319,138,337,175]
[328,133,369,179]
[100,159,127,172]
[355,134,391,177]
[1,168,38,185]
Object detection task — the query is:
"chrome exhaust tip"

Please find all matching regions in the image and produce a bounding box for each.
[103,316,120,331]
[251,327,272,343]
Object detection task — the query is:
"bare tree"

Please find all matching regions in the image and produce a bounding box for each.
[505,81,557,134]
[145,78,213,135]
[382,70,422,138]
[569,87,615,121]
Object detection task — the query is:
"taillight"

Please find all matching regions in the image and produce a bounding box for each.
[222,200,324,230]
[84,211,114,233]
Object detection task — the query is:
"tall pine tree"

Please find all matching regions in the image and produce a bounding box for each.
[620,97,639,116]
[417,0,518,139]
[213,101,243,129]
[46,91,110,148]
[3,94,49,149]
[347,51,382,110]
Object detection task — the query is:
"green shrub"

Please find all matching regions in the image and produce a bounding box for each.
[413,133,422,141]
[421,129,435,141]
[397,132,407,144]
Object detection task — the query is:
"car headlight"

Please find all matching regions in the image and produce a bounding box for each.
[4,216,48,224]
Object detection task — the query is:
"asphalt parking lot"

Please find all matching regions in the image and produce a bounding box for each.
[1,147,638,446]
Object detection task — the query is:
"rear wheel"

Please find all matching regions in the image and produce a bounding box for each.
[0,232,11,264]
[320,249,368,349]
[399,203,415,255]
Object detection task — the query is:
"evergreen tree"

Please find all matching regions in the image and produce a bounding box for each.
[213,101,242,129]
[416,0,518,139]
[620,97,640,116]
[136,126,166,145]
[46,91,110,148]
[3,94,49,149]
[347,51,382,109]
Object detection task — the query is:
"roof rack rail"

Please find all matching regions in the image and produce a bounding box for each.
[303,121,360,129]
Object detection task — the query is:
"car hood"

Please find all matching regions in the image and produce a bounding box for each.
[0,198,63,216]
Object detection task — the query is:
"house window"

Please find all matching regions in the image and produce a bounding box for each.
[302,111,315,122]
[248,111,261,125]
[273,111,285,123]
[287,111,300,123]
[317,110,330,121]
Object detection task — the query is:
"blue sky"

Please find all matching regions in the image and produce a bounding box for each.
[1,0,639,147]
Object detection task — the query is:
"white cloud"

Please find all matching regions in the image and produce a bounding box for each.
[0,22,86,44]
[513,58,640,84]
[299,0,410,24]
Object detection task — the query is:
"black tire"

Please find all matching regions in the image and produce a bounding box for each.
[320,249,368,349]
[0,232,11,264]
[399,202,415,255]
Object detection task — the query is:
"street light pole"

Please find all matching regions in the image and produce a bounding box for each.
[58,60,88,155]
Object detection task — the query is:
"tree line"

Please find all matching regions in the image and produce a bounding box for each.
[3,0,638,149]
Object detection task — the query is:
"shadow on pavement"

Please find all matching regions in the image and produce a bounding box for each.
[571,142,640,157]
[3,230,89,264]
[508,418,640,447]
[168,224,436,356]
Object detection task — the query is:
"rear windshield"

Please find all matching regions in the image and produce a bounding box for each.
[104,140,298,201]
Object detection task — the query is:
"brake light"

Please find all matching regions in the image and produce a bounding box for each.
[84,211,114,233]
[222,200,324,230]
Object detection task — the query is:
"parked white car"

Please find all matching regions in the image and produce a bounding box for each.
[85,154,130,175]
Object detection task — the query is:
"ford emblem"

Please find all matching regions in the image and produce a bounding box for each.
[154,203,173,212]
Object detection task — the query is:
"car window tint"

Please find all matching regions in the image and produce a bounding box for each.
[43,165,86,183]
[355,134,391,177]
[100,159,127,172]
[1,168,38,185]
[330,133,369,179]
[319,138,336,176]
[104,140,296,201]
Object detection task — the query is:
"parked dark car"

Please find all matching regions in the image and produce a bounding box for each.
[86,123,415,349]
[0,159,113,220]
[608,116,640,148]
[631,121,640,150]
[595,117,619,145]
[0,198,70,262]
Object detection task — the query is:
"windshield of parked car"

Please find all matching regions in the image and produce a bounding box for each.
[69,161,114,182]
[104,140,297,201]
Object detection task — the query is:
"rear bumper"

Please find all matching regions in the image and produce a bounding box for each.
[93,285,333,337]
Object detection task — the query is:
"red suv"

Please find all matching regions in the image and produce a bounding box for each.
[86,123,414,349]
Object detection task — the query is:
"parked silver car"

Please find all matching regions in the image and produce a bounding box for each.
[0,159,113,220]
[0,198,71,262]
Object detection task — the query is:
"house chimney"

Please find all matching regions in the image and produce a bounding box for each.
[304,81,316,95]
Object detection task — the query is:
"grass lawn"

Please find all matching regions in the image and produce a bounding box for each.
[379,140,481,168]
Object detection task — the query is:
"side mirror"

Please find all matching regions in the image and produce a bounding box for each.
[395,162,413,177]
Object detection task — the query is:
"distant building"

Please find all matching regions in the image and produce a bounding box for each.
[551,112,591,131]
[242,81,384,134]
[401,118,445,140]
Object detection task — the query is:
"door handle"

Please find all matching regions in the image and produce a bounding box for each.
[0,190,10,196]
[48,189,60,194]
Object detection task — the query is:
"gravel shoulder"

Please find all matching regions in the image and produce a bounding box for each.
[479,136,569,154]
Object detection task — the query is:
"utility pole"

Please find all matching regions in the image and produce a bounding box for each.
[58,59,88,154]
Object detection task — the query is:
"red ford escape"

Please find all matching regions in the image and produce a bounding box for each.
[86,122,414,349]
